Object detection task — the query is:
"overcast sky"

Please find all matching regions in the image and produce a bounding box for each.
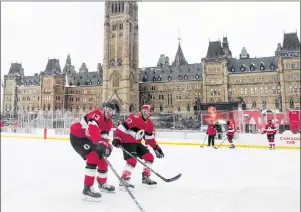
[1,2,300,79]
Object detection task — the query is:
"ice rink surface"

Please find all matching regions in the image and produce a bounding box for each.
[1,137,300,212]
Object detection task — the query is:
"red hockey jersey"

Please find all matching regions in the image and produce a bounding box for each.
[263,123,277,135]
[227,124,235,136]
[114,114,157,149]
[70,108,113,143]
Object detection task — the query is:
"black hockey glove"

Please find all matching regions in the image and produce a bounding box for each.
[112,138,121,148]
[95,140,113,158]
[154,145,164,158]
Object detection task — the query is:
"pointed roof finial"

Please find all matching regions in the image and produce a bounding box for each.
[178,30,181,45]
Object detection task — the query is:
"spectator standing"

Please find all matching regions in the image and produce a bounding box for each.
[214,121,222,140]
[206,120,216,147]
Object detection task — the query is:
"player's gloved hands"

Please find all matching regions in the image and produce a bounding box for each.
[95,140,113,158]
[206,131,208,134]
[154,145,164,158]
[112,138,121,148]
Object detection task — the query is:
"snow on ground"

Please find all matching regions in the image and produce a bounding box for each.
[1,137,300,212]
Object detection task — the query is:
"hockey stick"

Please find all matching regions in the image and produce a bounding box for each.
[120,146,182,183]
[200,134,207,148]
[104,157,146,212]
[214,137,227,149]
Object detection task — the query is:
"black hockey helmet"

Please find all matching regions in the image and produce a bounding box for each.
[101,101,116,111]
[226,120,230,125]
[268,119,272,123]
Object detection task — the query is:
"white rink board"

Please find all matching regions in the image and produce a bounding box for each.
[1,129,300,149]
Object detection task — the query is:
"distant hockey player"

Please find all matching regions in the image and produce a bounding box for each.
[69,101,116,201]
[112,104,164,189]
[206,120,216,147]
[226,120,235,148]
[262,120,277,150]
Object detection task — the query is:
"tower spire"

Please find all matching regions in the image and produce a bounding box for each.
[178,30,181,45]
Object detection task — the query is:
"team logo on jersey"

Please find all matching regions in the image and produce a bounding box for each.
[84,144,90,150]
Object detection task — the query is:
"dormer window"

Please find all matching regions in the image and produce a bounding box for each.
[80,76,82,79]
[152,76,156,82]
[260,64,265,70]
[110,59,115,66]
[97,80,100,85]
[89,81,92,85]
[195,74,199,79]
[77,81,80,86]
[270,63,275,70]
[143,76,147,82]
[188,68,191,72]
[240,65,246,72]
[197,68,200,72]
[168,75,172,81]
[85,81,88,85]
[179,74,182,80]
[250,64,255,71]
[117,59,122,66]
[231,66,235,72]
[184,74,188,80]
[169,68,172,73]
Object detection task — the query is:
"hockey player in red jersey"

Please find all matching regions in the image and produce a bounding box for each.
[112,104,164,189]
[262,120,277,150]
[69,101,116,201]
[226,120,235,148]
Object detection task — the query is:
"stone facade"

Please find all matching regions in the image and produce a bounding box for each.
[2,2,300,115]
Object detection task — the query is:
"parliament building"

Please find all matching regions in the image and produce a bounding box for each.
[2,1,301,116]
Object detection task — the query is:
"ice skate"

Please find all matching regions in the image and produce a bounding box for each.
[119,176,135,191]
[82,184,101,202]
[142,173,157,188]
[229,145,235,148]
[98,181,116,193]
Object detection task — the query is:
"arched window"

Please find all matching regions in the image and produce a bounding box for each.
[160,105,163,112]
[187,103,190,112]
[252,100,257,108]
[289,98,294,109]
[262,100,267,110]
[47,104,51,111]
[277,86,281,94]
[275,99,280,109]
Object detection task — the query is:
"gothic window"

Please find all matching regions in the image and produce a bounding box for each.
[244,88,247,95]
[277,86,281,94]
[32,106,34,111]
[260,87,263,94]
[252,100,257,108]
[262,100,267,110]
[160,105,163,112]
[289,86,293,93]
[289,98,294,109]
[112,72,120,88]
[177,105,181,112]
[217,89,221,95]
[272,87,276,94]
[214,89,217,95]
[43,104,46,111]
[187,103,190,112]
[241,88,244,95]
[250,88,254,94]
[275,99,280,109]
[264,87,268,94]
[47,104,51,111]
[210,89,213,96]
[294,86,298,93]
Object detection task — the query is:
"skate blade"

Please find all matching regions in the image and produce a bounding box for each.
[119,186,134,192]
[82,195,101,202]
[99,188,116,193]
[143,183,157,189]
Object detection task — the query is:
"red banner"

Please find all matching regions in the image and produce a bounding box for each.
[288,110,300,133]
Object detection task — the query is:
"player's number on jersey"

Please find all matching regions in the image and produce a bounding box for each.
[92,113,100,121]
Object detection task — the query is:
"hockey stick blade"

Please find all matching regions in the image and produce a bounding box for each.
[120,146,182,183]
[164,173,182,182]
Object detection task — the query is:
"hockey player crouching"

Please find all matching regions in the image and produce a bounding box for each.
[69,101,116,201]
[112,104,164,189]
[262,120,277,150]
[226,120,235,148]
